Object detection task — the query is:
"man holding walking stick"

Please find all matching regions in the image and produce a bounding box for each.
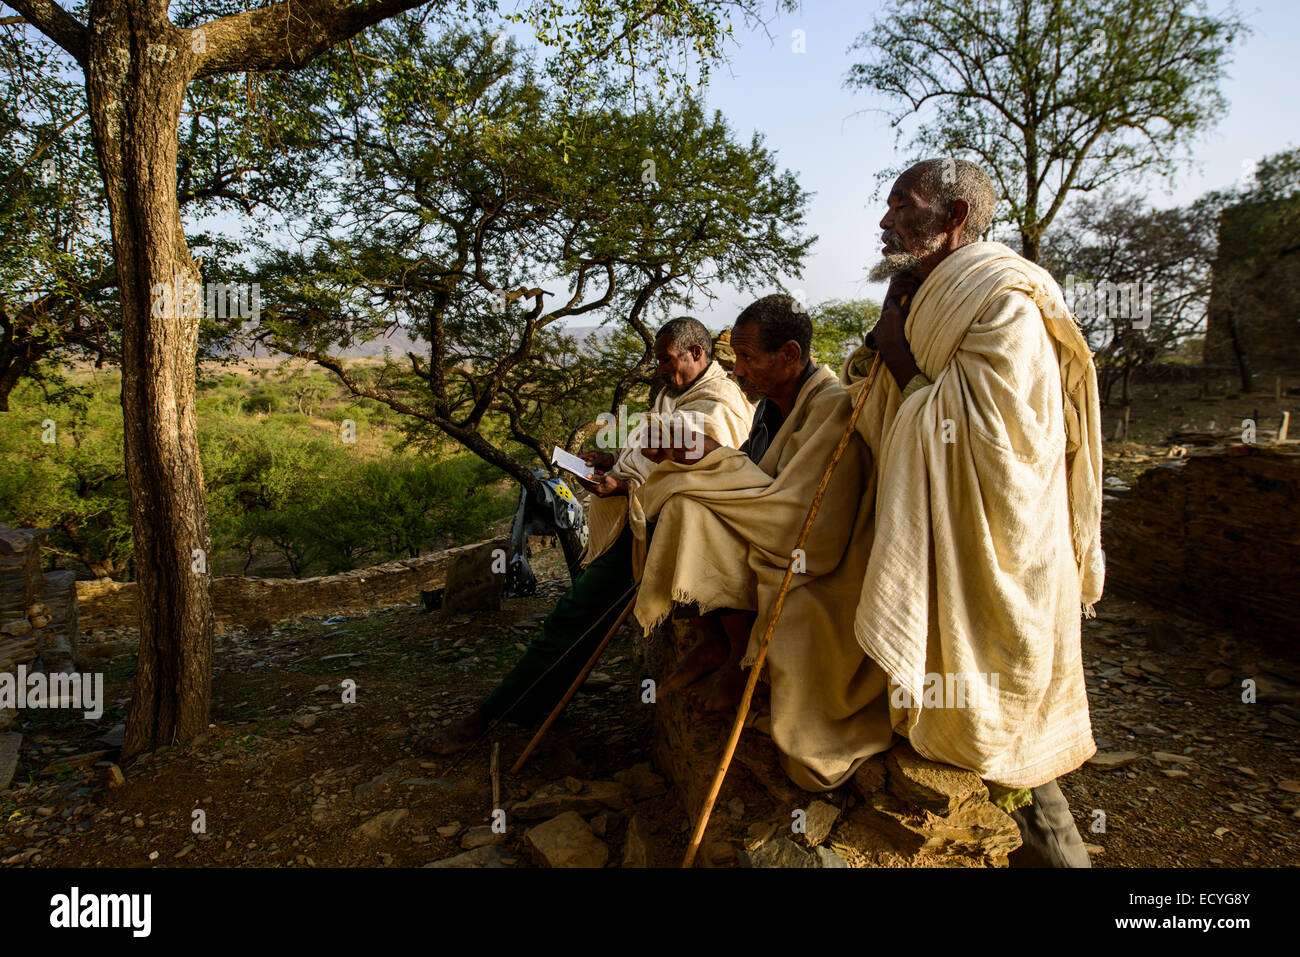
[647,160,1104,870]
[629,291,914,792]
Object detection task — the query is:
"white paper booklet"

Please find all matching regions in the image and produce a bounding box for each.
[550,446,596,481]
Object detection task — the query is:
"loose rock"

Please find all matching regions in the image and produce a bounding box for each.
[425,845,512,869]
[613,763,666,801]
[460,825,505,850]
[525,811,609,868]
[355,808,408,840]
[510,779,631,820]
[1206,668,1232,689]
[800,801,840,847]
[621,815,649,868]
[1088,751,1143,770]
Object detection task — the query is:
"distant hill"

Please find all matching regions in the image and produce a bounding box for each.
[233,323,615,360]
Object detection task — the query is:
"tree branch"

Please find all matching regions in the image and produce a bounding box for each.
[4,0,87,64]
[194,0,433,78]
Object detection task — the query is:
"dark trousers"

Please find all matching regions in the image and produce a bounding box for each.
[481,527,635,724]
[1007,778,1092,868]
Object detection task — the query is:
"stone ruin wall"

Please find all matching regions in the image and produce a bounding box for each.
[0,526,85,788]
[73,538,499,636]
[1102,444,1300,644]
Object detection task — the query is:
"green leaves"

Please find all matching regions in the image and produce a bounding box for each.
[0,376,132,577]
[847,0,1250,260]
[204,420,510,576]
[250,21,812,486]
[809,298,883,371]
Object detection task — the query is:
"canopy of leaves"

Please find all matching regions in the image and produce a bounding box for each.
[0,2,333,402]
[847,0,1250,259]
[253,21,813,484]
[809,298,881,371]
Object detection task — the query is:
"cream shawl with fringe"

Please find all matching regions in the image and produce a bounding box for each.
[632,366,895,791]
[847,241,1103,789]
[582,360,753,567]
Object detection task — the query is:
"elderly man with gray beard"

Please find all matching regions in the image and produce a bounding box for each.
[843,158,1105,867]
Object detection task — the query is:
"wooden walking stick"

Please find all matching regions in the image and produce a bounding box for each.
[682,352,886,868]
[511,588,640,774]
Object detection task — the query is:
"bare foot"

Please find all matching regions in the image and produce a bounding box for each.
[689,657,746,713]
[419,710,487,755]
[660,628,729,696]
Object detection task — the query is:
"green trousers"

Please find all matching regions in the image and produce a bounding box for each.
[481,527,635,723]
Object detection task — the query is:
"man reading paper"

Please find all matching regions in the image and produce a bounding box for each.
[422,317,753,754]
[630,293,909,790]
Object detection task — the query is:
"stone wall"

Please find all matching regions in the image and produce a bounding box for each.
[1103,444,1300,643]
[0,526,85,788]
[0,527,82,677]
[76,538,500,635]
[1203,195,1300,374]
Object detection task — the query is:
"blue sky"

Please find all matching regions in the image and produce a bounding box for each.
[685,0,1298,330]
[176,0,1296,342]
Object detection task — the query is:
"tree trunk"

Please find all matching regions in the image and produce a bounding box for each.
[0,337,48,412]
[1020,231,1040,264]
[85,15,213,761]
[0,360,27,411]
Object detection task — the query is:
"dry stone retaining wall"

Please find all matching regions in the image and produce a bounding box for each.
[1103,444,1300,643]
[75,538,500,635]
[0,526,86,788]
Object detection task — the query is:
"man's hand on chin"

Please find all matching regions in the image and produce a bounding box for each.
[871,274,924,391]
[641,430,720,465]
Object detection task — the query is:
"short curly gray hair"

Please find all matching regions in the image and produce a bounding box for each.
[907,158,997,243]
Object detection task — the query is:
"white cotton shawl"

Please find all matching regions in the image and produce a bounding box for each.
[582,360,754,567]
[851,241,1103,788]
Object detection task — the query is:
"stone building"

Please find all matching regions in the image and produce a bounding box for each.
[1203,194,1300,379]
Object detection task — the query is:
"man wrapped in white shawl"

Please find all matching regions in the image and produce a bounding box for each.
[854,159,1103,867]
[583,356,755,575]
[422,317,752,756]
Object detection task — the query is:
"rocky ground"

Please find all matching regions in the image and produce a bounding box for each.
[0,552,700,868]
[1066,595,1300,866]
[3,368,1300,867]
[2,552,1297,868]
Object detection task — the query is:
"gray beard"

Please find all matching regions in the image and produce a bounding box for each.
[870,230,946,281]
[869,251,923,282]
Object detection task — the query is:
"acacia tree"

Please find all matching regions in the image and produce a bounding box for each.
[847,0,1248,262]
[2,0,775,760]
[1040,193,1215,405]
[0,9,316,411]
[809,298,880,371]
[0,23,115,409]
[253,25,812,573]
